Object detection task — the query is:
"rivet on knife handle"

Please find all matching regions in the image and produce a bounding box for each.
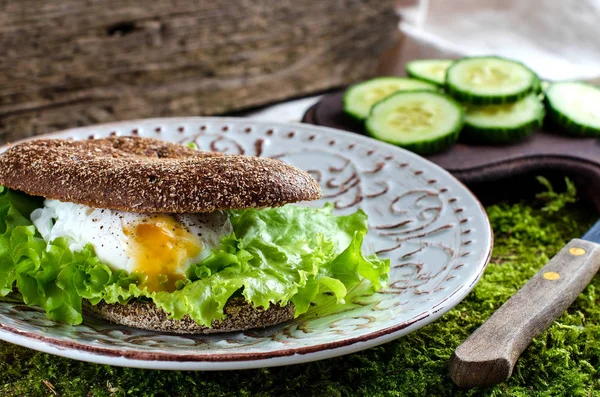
[448,238,600,388]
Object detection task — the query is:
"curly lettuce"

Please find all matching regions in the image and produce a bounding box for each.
[0,187,389,327]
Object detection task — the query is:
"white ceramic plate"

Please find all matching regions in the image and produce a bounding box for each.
[0,118,492,370]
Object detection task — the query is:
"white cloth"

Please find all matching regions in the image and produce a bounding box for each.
[398,0,600,81]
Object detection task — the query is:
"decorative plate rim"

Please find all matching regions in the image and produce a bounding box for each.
[0,117,493,369]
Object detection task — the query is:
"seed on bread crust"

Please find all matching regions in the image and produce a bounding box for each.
[86,298,295,334]
[0,136,322,213]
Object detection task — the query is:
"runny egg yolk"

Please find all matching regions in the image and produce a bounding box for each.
[123,215,202,292]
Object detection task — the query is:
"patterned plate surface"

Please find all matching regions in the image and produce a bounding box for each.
[0,118,492,370]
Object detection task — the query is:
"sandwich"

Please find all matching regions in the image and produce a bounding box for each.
[0,136,389,334]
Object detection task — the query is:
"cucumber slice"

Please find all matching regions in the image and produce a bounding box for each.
[343,77,438,120]
[406,59,454,86]
[541,80,550,92]
[445,56,536,104]
[545,82,600,136]
[462,93,544,144]
[532,75,542,94]
[365,90,464,154]
[532,77,550,97]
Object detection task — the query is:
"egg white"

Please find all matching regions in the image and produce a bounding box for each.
[30,200,232,278]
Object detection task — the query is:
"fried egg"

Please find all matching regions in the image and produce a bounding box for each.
[30,200,232,292]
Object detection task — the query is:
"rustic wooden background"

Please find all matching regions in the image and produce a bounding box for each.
[0,0,398,142]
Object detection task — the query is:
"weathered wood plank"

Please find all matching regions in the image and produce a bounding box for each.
[0,0,398,142]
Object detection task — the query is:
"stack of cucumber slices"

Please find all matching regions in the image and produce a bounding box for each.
[343,55,600,155]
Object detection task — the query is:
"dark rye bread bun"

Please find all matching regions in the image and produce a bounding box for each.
[0,136,321,213]
[87,298,295,334]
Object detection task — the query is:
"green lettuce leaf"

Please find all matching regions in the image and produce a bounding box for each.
[0,187,389,327]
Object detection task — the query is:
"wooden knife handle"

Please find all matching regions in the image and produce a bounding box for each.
[448,238,600,388]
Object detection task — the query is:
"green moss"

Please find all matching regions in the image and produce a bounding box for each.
[1,178,599,397]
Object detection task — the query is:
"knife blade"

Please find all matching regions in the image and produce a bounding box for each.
[582,219,600,242]
[448,219,600,388]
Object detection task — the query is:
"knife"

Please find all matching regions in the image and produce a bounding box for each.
[448,219,600,388]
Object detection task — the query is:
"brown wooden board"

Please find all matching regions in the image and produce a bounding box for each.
[302,91,600,210]
[0,0,397,143]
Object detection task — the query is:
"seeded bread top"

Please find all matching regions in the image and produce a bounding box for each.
[0,136,321,213]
